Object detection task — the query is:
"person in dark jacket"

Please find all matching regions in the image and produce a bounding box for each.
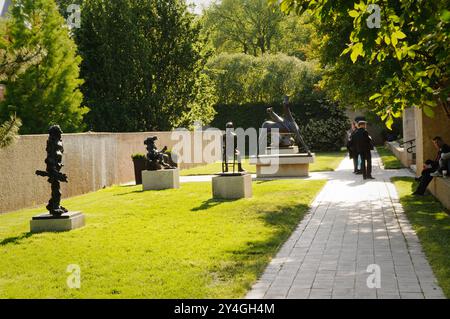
[349,121,374,180]
[413,136,450,195]
[347,121,361,174]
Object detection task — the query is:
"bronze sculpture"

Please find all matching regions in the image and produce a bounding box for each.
[261,96,311,155]
[36,125,68,216]
[222,122,245,173]
[144,136,175,171]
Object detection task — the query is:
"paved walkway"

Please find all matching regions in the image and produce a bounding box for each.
[246,152,445,299]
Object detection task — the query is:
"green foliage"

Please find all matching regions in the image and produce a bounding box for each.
[0,113,21,149]
[272,0,450,128]
[206,53,320,104]
[131,154,146,160]
[0,0,86,134]
[203,0,316,59]
[76,0,216,132]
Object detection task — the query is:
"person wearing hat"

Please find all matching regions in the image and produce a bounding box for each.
[348,120,375,180]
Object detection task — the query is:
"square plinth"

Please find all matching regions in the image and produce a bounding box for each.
[250,154,315,178]
[142,169,180,191]
[30,212,85,233]
[212,174,253,199]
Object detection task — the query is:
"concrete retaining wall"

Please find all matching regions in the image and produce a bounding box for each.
[428,177,450,211]
[386,141,413,167]
[0,131,221,214]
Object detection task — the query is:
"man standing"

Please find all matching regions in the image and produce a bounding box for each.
[349,121,374,180]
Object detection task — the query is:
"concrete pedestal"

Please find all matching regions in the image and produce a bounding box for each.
[30,211,85,233]
[142,169,180,191]
[250,153,315,178]
[265,146,299,155]
[212,174,252,199]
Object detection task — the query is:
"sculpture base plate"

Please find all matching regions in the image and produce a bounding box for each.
[30,211,85,233]
[212,174,252,199]
[216,172,248,177]
[142,169,180,191]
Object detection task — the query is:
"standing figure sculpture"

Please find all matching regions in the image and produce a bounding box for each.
[260,96,311,155]
[36,125,68,216]
[144,136,175,171]
[222,122,245,173]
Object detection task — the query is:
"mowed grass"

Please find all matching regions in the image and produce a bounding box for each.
[377,146,404,169]
[392,177,450,298]
[181,151,346,176]
[0,180,325,299]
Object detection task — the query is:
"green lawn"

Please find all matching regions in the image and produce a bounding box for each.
[0,180,325,299]
[392,177,450,298]
[377,146,404,169]
[181,151,346,176]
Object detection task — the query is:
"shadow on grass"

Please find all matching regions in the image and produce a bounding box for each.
[191,198,237,212]
[209,203,310,293]
[0,232,33,246]
[392,176,450,298]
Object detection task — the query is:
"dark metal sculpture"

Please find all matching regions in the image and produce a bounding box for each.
[260,96,311,155]
[144,136,175,171]
[222,122,245,173]
[36,125,68,216]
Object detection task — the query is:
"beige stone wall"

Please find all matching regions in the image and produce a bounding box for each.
[402,108,416,143]
[428,178,450,210]
[415,106,450,175]
[0,131,220,214]
[386,141,412,167]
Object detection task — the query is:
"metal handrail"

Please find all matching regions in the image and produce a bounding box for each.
[407,145,416,154]
[399,138,416,148]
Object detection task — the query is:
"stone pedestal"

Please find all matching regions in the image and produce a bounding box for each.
[30,211,85,233]
[142,169,180,191]
[250,153,315,178]
[212,174,252,199]
[265,146,299,155]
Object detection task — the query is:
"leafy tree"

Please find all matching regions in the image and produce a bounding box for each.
[0,0,86,134]
[271,0,450,128]
[0,113,21,148]
[204,0,283,56]
[77,0,216,132]
[206,52,320,104]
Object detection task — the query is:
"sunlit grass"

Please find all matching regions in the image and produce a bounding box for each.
[181,151,346,176]
[377,146,404,169]
[392,177,450,298]
[0,180,325,299]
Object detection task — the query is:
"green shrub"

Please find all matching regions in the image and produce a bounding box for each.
[131,154,146,160]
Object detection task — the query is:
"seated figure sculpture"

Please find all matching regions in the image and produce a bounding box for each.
[35,125,69,216]
[144,136,175,171]
[261,96,311,155]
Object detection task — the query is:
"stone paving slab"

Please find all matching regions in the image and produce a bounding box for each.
[246,151,446,299]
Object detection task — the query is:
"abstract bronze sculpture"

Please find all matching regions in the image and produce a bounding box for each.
[222,122,245,174]
[36,125,68,216]
[144,136,175,171]
[261,96,311,155]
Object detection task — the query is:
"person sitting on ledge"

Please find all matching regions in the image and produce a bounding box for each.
[413,136,450,195]
[430,136,450,177]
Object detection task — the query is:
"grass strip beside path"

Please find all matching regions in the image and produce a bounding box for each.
[392,177,450,298]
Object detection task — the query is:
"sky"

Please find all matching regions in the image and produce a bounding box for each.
[187,0,213,14]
